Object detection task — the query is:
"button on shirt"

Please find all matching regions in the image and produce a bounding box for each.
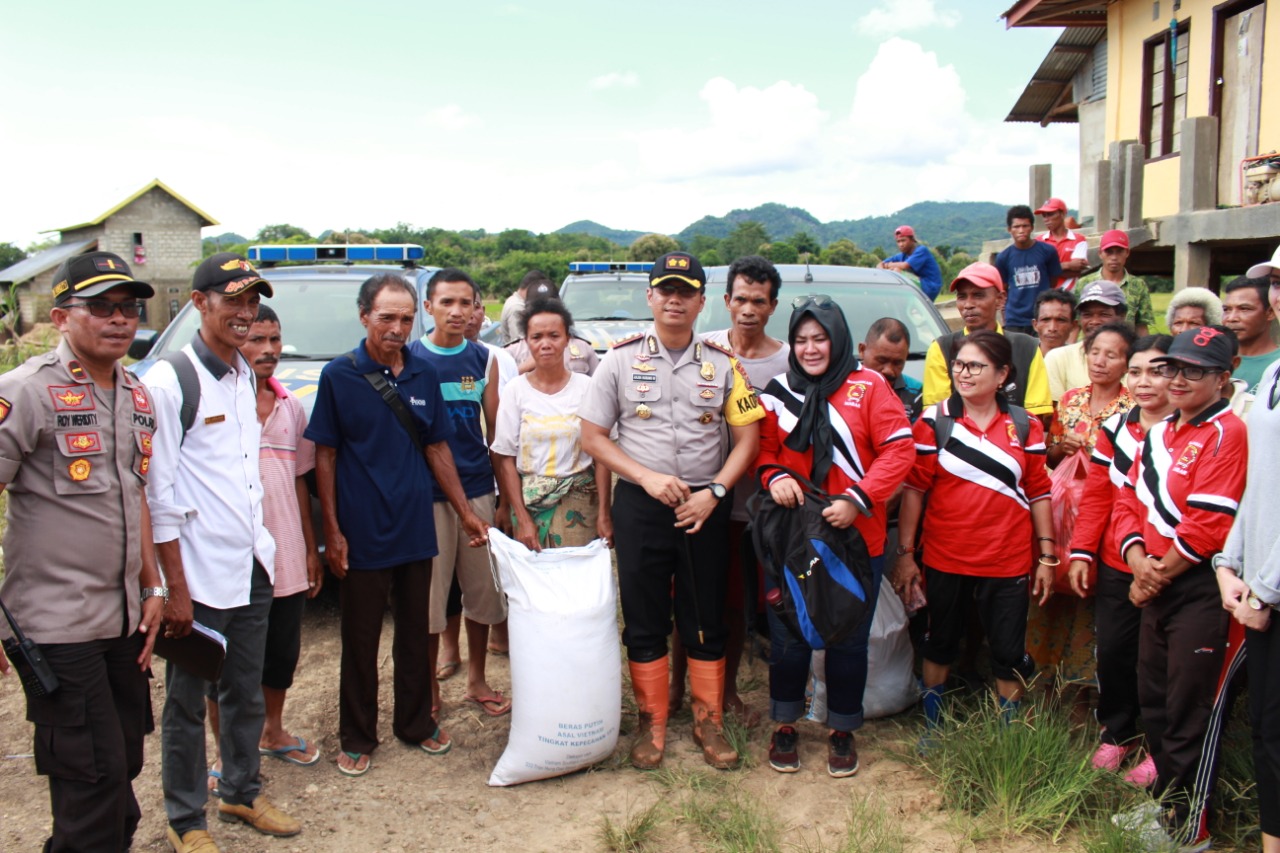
[305,341,454,569]
[0,340,152,644]
[579,327,763,486]
[146,335,276,609]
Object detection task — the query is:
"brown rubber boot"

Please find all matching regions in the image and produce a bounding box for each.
[688,657,738,769]
[628,658,669,770]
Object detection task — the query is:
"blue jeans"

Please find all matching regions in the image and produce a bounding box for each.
[767,554,884,733]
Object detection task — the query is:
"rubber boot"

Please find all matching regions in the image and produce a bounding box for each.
[628,658,669,770]
[688,657,738,769]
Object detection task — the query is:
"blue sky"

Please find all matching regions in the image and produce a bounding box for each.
[2,0,1078,245]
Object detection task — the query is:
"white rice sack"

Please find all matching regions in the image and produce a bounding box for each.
[863,574,918,718]
[486,530,621,786]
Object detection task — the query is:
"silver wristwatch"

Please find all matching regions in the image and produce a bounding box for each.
[141,586,169,603]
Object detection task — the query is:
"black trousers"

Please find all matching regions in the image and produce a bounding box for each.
[1137,565,1240,843]
[339,560,436,754]
[613,480,731,662]
[1095,562,1143,744]
[1248,623,1280,836]
[24,633,152,853]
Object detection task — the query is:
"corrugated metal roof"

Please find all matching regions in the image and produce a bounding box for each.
[1005,26,1106,124]
[0,239,96,285]
[1003,0,1108,28]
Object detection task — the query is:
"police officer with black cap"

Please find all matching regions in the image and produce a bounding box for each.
[0,251,165,851]
[580,252,763,770]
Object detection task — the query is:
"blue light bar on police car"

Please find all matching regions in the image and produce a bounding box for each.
[568,262,654,274]
[247,244,426,263]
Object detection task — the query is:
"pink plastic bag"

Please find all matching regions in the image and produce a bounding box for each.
[1049,450,1091,595]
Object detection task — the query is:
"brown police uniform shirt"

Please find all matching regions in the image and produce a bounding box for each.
[580,326,764,486]
[0,340,153,644]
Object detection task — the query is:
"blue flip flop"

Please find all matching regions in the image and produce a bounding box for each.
[259,735,321,766]
[420,727,452,756]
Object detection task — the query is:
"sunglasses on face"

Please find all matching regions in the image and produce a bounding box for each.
[66,300,145,318]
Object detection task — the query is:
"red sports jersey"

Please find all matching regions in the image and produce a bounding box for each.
[1039,229,1087,291]
[1070,407,1145,571]
[1117,400,1247,565]
[756,365,915,557]
[907,396,1052,577]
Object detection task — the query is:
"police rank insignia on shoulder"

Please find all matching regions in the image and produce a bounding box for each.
[704,340,734,357]
[612,333,644,349]
[68,459,92,482]
[0,396,10,425]
[569,344,582,357]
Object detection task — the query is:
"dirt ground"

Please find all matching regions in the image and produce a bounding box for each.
[1,599,1056,853]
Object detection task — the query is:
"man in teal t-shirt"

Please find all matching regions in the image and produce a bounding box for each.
[1223,275,1279,394]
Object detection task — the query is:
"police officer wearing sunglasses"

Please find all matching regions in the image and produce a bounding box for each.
[0,251,166,851]
[580,252,764,771]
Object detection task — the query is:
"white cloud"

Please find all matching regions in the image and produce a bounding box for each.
[423,104,480,130]
[589,71,639,91]
[855,0,961,39]
[640,77,829,180]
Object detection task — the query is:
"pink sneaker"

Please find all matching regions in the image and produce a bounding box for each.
[1091,742,1135,772]
[1124,753,1158,787]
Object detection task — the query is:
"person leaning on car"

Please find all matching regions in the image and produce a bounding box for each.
[0,251,165,852]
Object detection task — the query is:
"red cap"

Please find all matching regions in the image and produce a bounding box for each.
[1099,229,1129,251]
[894,225,915,239]
[1034,197,1067,214]
[949,262,1004,293]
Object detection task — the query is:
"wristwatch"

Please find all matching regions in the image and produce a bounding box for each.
[141,586,169,604]
[709,483,727,500]
[1248,591,1271,611]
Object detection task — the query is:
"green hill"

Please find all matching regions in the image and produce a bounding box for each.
[553,220,647,246]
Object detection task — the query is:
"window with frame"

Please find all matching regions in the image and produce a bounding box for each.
[1143,23,1190,159]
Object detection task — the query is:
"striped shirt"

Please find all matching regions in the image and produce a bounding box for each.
[907,396,1052,577]
[1118,399,1247,565]
[1070,407,1144,571]
[259,378,315,597]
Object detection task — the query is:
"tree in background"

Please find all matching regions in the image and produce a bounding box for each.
[761,242,799,264]
[256,224,312,242]
[628,233,680,262]
[790,231,821,258]
[0,242,25,269]
[721,221,771,263]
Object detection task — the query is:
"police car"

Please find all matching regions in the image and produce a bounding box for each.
[129,244,439,412]
[695,264,948,382]
[556,261,654,352]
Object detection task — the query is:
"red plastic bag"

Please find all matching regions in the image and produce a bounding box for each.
[1049,449,1092,595]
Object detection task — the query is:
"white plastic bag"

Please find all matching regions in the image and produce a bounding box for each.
[863,574,918,718]
[486,530,621,786]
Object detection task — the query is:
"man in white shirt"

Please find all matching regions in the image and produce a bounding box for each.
[147,254,300,852]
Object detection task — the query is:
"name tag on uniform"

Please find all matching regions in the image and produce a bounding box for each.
[204,414,226,425]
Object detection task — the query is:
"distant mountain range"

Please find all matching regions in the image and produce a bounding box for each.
[555,201,1016,255]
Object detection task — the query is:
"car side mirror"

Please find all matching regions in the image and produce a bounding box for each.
[128,330,157,360]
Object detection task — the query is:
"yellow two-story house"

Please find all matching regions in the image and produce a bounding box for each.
[1003,0,1277,288]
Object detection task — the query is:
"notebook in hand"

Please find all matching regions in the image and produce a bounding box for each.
[154,621,227,682]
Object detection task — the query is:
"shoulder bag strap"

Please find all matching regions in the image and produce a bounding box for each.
[344,353,425,456]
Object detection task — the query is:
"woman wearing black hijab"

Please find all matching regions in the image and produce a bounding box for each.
[754,296,915,777]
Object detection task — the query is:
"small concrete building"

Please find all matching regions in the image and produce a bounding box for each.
[0,179,217,332]
[997,0,1279,288]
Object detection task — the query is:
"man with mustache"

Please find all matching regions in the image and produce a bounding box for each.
[205,304,323,784]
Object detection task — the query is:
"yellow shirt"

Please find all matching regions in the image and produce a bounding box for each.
[922,326,1054,416]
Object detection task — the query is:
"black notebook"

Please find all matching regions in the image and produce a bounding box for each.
[154,621,227,682]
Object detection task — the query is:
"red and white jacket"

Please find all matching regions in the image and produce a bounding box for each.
[1117,399,1248,566]
[1070,407,1145,572]
[756,364,915,557]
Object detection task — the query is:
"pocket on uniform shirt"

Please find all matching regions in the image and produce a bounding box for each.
[625,385,663,403]
[689,386,724,408]
[25,690,99,782]
[53,432,109,495]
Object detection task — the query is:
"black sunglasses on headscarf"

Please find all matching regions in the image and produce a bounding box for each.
[790,294,836,311]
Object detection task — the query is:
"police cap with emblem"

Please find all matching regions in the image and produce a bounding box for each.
[51,251,154,306]
[649,252,706,290]
[193,252,275,298]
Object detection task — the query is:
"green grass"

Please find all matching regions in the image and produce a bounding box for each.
[599,799,665,852]
[1151,291,1172,334]
[788,794,911,853]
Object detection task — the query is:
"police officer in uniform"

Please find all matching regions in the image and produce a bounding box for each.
[0,251,165,851]
[504,282,600,376]
[580,252,763,770]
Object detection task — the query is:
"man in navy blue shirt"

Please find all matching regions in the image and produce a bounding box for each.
[879,225,942,301]
[306,273,486,778]
[994,204,1062,335]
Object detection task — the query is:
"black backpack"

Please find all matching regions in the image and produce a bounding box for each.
[747,464,874,650]
[936,329,1040,409]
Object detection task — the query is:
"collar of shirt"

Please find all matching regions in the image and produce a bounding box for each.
[643,325,702,367]
[192,331,250,380]
[267,375,289,399]
[55,338,136,391]
[946,392,1013,435]
[352,339,428,380]
[1171,397,1231,430]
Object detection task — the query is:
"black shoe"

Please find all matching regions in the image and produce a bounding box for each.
[768,725,800,773]
[827,730,858,778]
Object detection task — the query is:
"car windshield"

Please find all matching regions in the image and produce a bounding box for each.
[696,281,945,358]
[154,276,381,360]
[560,277,651,321]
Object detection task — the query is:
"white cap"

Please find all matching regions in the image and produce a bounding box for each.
[1246,245,1280,279]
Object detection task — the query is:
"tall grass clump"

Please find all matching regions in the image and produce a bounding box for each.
[599,799,664,852]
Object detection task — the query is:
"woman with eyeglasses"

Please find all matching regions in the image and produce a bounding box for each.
[1066,334,1174,787]
[754,295,915,777]
[1216,325,1280,853]
[892,330,1055,730]
[1113,326,1248,851]
[1028,323,1137,722]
